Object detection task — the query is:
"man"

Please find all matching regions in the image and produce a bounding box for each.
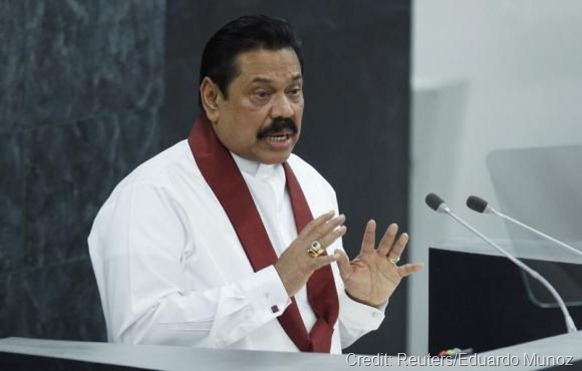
[89,15,423,354]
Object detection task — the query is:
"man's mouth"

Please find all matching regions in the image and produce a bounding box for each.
[261,131,295,150]
[257,117,298,141]
[265,132,293,142]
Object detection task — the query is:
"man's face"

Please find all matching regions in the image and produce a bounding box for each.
[210,48,304,164]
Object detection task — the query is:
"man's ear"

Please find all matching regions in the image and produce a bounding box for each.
[200,77,223,123]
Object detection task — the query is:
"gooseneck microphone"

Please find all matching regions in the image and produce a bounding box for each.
[425,193,578,334]
[466,195,582,258]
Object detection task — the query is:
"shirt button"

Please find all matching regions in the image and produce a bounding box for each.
[271,305,279,313]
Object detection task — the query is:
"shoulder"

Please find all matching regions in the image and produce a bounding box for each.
[105,140,198,204]
[120,140,194,188]
[92,140,199,232]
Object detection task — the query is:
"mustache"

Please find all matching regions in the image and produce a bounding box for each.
[257,117,298,139]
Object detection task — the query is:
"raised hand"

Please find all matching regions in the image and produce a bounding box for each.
[335,220,424,307]
[275,211,345,297]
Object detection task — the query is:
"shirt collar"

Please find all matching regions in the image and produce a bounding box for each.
[231,152,281,180]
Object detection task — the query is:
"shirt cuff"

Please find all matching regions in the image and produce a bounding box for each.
[240,265,291,319]
[339,290,386,331]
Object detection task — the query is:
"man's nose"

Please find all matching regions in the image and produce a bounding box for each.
[270,94,294,118]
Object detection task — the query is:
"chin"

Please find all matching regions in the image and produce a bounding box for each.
[258,151,292,165]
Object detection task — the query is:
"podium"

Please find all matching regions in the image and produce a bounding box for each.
[1,332,582,370]
[429,238,582,354]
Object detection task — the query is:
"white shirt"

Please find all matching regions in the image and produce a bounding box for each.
[88,140,385,353]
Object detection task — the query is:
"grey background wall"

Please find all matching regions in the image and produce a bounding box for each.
[0,0,165,341]
[0,0,411,355]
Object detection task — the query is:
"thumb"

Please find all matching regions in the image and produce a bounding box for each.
[312,253,339,271]
[334,249,351,279]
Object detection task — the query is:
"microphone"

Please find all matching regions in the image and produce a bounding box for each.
[425,193,578,333]
[466,195,582,258]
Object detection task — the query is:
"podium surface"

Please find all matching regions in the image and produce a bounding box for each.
[2,332,582,370]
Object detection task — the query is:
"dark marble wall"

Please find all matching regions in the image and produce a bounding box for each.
[0,1,165,341]
[162,1,412,354]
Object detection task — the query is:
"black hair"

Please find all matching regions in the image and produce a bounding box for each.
[198,15,304,108]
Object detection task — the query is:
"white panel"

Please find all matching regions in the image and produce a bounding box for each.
[410,0,582,355]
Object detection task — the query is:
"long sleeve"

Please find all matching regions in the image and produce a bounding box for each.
[336,278,387,348]
[88,180,291,348]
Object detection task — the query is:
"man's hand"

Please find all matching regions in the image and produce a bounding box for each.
[275,211,345,297]
[336,220,424,307]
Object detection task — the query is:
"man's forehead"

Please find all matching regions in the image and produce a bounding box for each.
[250,75,303,84]
[234,48,302,82]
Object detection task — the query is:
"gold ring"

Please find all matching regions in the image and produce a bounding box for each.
[389,256,401,265]
[307,241,324,257]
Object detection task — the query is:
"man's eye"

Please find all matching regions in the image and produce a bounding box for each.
[255,91,270,99]
[289,88,302,96]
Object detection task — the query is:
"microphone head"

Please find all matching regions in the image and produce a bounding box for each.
[466,195,489,213]
[425,193,446,211]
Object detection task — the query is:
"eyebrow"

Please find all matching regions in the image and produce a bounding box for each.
[251,74,303,84]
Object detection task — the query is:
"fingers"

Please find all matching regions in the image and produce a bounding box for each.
[311,252,341,272]
[299,211,346,252]
[377,223,398,256]
[377,223,410,269]
[299,210,335,238]
[314,214,346,244]
[387,232,409,263]
[334,249,351,279]
[318,224,347,249]
[397,262,424,277]
[360,220,376,254]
